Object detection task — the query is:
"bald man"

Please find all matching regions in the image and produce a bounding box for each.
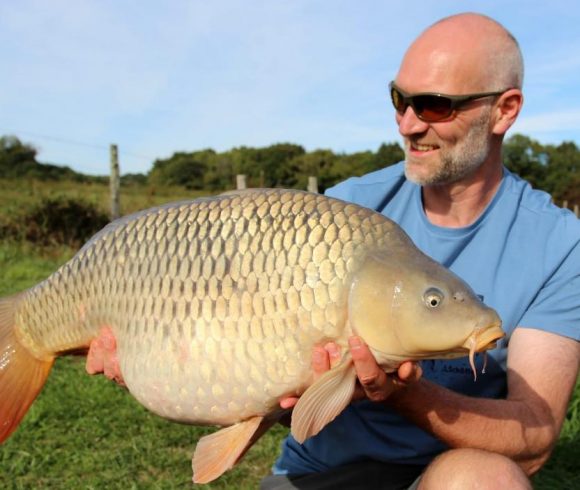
[88,12,579,490]
[261,12,579,490]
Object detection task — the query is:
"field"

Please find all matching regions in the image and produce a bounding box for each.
[0,179,578,489]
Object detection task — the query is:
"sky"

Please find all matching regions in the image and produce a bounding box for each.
[2,0,580,176]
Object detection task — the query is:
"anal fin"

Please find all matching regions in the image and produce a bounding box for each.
[192,415,274,484]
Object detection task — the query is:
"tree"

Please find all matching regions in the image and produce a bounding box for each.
[223,143,306,188]
[203,154,235,190]
[0,135,39,178]
[148,150,216,189]
[0,135,89,181]
[375,142,404,169]
[543,141,580,203]
[290,149,338,192]
[503,134,547,189]
[252,143,306,187]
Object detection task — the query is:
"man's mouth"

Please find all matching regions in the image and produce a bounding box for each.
[409,141,439,152]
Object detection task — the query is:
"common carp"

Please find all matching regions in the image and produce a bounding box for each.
[0,189,504,483]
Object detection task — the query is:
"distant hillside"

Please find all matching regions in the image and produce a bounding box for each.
[0,135,107,183]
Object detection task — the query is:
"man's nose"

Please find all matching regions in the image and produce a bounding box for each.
[397,106,430,136]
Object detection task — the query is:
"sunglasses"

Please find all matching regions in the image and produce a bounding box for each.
[389,81,508,122]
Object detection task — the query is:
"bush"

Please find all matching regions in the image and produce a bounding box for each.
[1,197,109,247]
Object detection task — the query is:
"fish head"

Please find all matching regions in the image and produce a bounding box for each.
[348,249,504,365]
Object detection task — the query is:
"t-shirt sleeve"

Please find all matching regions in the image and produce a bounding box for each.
[519,234,580,341]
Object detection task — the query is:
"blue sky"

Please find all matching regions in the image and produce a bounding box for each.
[2,0,579,175]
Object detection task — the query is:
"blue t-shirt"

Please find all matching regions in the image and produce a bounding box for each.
[274,162,580,473]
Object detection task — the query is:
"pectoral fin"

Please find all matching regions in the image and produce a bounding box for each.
[291,356,356,444]
[192,415,273,484]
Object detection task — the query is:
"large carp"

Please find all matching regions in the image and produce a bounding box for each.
[0,189,503,483]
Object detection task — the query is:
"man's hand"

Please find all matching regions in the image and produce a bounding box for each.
[85,326,126,386]
[279,336,421,409]
[349,336,422,401]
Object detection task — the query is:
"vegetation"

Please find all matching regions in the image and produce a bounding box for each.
[2,134,579,204]
[0,135,578,487]
[0,136,105,183]
[0,197,110,247]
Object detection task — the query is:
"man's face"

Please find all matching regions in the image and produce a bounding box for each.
[394,37,497,186]
[398,103,494,186]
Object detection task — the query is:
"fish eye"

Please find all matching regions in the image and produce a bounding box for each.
[424,288,444,308]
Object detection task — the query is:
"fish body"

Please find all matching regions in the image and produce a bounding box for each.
[0,189,504,483]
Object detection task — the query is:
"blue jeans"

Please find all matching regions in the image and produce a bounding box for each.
[260,460,425,489]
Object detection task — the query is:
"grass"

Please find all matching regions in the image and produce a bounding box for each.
[0,179,578,488]
[0,355,289,489]
[0,178,209,220]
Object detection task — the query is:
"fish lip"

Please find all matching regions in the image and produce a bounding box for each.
[463,322,505,352]
[461,321,504,380]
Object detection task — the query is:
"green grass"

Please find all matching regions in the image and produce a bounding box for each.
[0,180,578,488]
[0,178,209,220]
[0,356,289,489]
[533,381,580,489]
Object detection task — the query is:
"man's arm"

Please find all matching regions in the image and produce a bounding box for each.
[353,327,579,475]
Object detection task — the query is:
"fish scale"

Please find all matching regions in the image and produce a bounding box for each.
[28,193,360,410]
[0,188,504,484]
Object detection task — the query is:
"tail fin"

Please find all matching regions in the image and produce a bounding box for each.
[0,294,54,443]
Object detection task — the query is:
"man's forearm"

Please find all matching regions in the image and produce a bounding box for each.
[386,378,557,474]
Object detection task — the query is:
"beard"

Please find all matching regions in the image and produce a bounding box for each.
[404,109,493,186]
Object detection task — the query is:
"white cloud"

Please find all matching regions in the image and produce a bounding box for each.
[514,110,580,134]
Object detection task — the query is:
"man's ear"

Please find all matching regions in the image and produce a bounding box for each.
[492,89,524,136]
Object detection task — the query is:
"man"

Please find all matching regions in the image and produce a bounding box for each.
[88,13,580,489]
[263,12,579,489]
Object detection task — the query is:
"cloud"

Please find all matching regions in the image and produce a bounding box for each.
[514,109,580,134]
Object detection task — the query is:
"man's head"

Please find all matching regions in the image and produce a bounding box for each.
[393,13,524,186]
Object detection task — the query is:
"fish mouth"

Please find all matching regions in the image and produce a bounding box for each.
[462,321,505,380]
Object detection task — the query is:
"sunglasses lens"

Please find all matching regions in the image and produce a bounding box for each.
[390,87,406,113]
[389,83,458,122]
[413,95,453,122]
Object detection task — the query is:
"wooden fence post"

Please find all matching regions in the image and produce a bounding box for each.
[110,144,121,220]
[236,174,247,190]
[307,176,319,193]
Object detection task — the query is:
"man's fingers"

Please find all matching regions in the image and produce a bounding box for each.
[312,345,331,374]
[349,337,422,402]
[312,342,342,374]
[325,342,342,369]
[279,397,298,410]
[397,361,422,384]
[85,338,104,374]
[349,336,393,402]
[105,356,126,386]
[99,326,117,350]
[85,326,126,386]
[279,342,342,410]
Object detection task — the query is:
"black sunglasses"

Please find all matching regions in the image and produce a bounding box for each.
[389,81,508,122]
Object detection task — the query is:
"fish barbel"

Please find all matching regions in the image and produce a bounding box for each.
[0,189,504,483]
